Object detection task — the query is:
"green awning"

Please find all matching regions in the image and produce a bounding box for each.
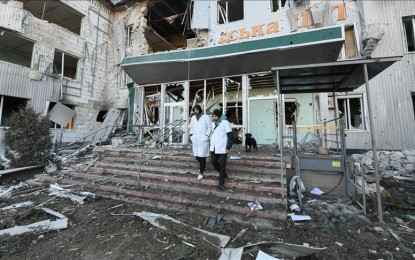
[121,26,345,85]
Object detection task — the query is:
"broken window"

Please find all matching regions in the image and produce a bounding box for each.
[220,102,242,125]
[47,102,75,129]
[18,0,83,35]
[0,96,28,127]
[126,25,133,46]
[271,0,286,12]
[218,0,244,24]
[337,96,365,130]
[53,50,79,80]
[275,100,297,127]
[403,16,415,52]
[0,31,34,68]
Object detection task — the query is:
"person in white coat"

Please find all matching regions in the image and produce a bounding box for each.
[189,105,212,180]
[210,109,233,191]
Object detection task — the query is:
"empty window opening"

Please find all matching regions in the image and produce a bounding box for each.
[337,96,365,130]
[126,25,133,46]
[18,0,83,35]
[48,102,75,129]
[218,0,244,24]
[0,31,34,68]
[0,96,28,127]
[53,50,79,80]
[403,16,415,52]
[271,0,286,12]
[344,26,358,59]
[412,92,415,121]
[97,110,108,123]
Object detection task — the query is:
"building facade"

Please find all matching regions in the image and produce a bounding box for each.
[0,0,414,151]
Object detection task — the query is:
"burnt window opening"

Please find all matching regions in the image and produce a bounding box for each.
[218,0,244,24]
[0,31,34,68]
[53,50,79,80]
[337,96,365,130]
[48,102,75,129]
[0,96,28,127]
[146,0,194,51]
[18,0,83,35]
[97,110,108,123]
[126,25,133,46]
[271,0,286,12]
[403,16,415,52]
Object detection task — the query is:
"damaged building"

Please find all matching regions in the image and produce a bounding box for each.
[0,0,414,153]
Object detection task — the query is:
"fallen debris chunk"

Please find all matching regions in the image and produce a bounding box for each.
[290,215,312,222]
[0,201,34,211]
[0,208,68,236]
[134,211,230,248]
[248,201,263,211]
[231,228,248,243]
[48,183,90,204]
[0,182,26,198]
[219,241,326,260]
[256,250,282,260]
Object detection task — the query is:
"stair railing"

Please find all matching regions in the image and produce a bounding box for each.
[134,120,186,185]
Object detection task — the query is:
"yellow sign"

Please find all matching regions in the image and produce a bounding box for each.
[332,161,341,167]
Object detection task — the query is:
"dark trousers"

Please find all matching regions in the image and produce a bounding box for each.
[210,152,228,186]
[195,156,206,174]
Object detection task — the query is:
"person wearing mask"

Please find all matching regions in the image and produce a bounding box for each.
[189,105,212,180]
[210,109,233,191]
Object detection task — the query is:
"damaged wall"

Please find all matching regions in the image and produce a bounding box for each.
[0,0,129,143]
[343,0,415,150]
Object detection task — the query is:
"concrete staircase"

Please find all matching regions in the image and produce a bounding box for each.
[38,144,288,225]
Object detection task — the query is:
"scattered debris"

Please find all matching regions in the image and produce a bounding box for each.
[0,207,68,236]
[219,241,326,260]
[256,250,282,260]
[0,201,34,211]
[247,201,263,211]
[290,215,312,222]
[231,228,248,243]
[48,183,92,204]
[134,211,231,248]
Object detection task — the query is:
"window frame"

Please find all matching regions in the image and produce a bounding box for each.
[217,0,244,24]
[53,50,79,81]
[402,16,415,53]
[126,25,133,47]
[270,0,286,13]
[336,94,366,131]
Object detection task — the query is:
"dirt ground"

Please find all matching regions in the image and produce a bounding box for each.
[0,177,414,260]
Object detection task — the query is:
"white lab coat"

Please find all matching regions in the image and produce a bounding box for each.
[189,114,212,157]
[210,119,232,154]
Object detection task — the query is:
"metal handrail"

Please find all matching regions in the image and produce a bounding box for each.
[135,120,186,185]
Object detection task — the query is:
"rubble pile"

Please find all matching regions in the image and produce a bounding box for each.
[351,149,415,177]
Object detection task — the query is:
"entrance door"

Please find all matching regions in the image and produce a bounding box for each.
[164,102,184,144]
[248,98,277,144]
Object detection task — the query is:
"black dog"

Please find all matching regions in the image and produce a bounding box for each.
[245,133,258,152]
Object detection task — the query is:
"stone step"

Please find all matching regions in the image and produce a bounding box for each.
[70,165,285,195]
[98,156,284,175]
[36,173,287,222]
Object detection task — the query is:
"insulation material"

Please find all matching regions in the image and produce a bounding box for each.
[47,102,76,126]
[360,24,386,57]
